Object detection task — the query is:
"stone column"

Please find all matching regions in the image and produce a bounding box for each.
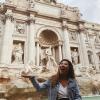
[62,20,71,61]
[36,41,40,66]
[0,9,14,64]
[58,41,63,61]
[52,47,55,58]
[27,14,35,65]
[90,36,99,71]
[79,23,89,67]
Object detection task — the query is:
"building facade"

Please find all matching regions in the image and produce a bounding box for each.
[0,0,100,74]
[0,0,100,99]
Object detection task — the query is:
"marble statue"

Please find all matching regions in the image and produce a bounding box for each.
[45,46,57,69]
[21,60,57,79]
[40,49,47,66]
[21,61,39,77]
[28,0,35,8]
[40,46,57,72]
[71,49,79,65]
[12,43,24,64]
[95,33,100,43]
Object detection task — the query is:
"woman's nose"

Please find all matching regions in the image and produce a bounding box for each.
[60,64,65,67]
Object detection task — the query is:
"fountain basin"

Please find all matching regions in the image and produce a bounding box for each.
[82,95,100,100]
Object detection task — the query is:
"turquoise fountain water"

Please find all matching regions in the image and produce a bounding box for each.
[44,95,100,100]
[82,95,100,100]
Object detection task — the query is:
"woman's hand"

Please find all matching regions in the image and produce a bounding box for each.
[21,71,33,78]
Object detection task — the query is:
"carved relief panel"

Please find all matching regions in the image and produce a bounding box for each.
[86,30,94,48]
[84,32,91,48]
[11,41,24,64]
[17,0,28,8]
[69,31,78,42]
[61,5,80,21]
[15,22,26,34]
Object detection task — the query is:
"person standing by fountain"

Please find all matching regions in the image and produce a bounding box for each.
[22,59,82,100]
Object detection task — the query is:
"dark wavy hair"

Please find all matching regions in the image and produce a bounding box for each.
[50,59,75,87]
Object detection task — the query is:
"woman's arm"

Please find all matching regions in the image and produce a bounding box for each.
[73,80,82,100]
[29,76,50,91]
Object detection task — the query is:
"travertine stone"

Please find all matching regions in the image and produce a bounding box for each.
[0,0,100,98]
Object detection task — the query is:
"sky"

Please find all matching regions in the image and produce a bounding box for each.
[58,0,100,24]
[0,0,100,24]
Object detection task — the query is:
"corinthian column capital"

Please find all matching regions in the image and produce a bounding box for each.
[78,23,85,32]
[27,18,35,24]
[27,14,35,24]
[5,9,14,21]
[58,40,63,45]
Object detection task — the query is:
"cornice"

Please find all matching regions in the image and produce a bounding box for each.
[4,3,16,10]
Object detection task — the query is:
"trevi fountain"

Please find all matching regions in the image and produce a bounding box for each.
[0,0,100,100]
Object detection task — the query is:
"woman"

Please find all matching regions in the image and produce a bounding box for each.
[22,59,82,100]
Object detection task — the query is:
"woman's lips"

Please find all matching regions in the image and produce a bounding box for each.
[60,68,66,71]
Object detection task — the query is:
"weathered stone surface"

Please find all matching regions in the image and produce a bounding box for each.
[77,73,100,96]
[0,0,100,99]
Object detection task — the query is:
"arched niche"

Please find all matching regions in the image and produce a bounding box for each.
[39,30,58,46]
[35,27,63,67]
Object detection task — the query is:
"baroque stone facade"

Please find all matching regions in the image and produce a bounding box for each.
[0,0,100,99]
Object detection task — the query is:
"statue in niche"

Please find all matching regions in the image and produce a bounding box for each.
[12,43,24,64]
[16,23,25,34]
[71,49,79,65]
[45,46,57,68]
[95,33,100,43]
[40,46,57,71]
[40,49,48,67]
[28,0,35,8]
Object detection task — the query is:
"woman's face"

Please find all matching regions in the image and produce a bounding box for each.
[59,60,69,74]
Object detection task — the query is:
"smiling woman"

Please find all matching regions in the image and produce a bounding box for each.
[22,59,82,100]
